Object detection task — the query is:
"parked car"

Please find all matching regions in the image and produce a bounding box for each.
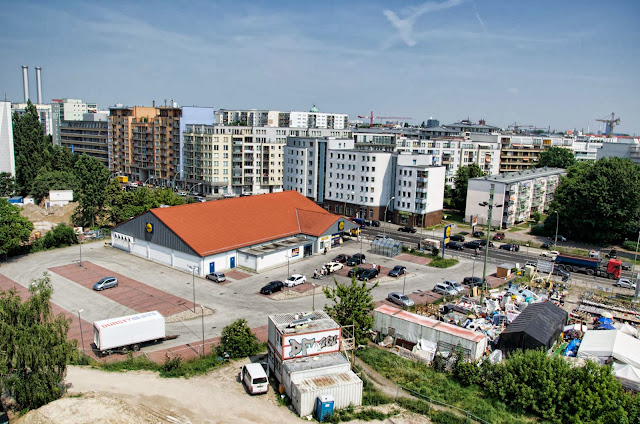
[541,241,555,249]
[332,254,350,263]
[374,234,388,240]
[540,250,559,258]
[367,220,381,227]
[192,196,207,203]
[525,260,538,268]
[433,283,458,296]
[463,276,483,287]
[388,292,414,308]
[205,272,226,283]
[388,265,406,277]
[346,253,366,266]
[499,243,520,252]
[606,249,618,259]
[358,268,379,281]
[347,267,367,278]
[324,261,344,273]
[260,280,284,295]
[446,241,464,250]
[472,230,485,238]
[551,267,570,282]
[93,277,118,291]
[464,241,482,249]
[492,232,505,241]
[284,274,306,287]
[549,235,567,242]
[479,239,495,247]
[442,280,465,294]
[615,278,637,289]
[449,234,465,242]
[398,226,417,233]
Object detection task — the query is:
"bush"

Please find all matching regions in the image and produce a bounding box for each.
[428,257,458,268]
[216,319,260,359]
[529,224,548,236]
[530,211,541,223]
[431,411,468,424]
[623,240,638,251]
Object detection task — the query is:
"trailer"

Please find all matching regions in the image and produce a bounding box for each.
[554,254,621,279]
[93,311,174,355]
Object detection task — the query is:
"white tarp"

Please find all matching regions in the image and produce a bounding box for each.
[612,362,640,392]
[577,330,640,368]
[614,322,639,338]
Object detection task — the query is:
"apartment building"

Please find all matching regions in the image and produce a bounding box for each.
[0,101,15,176]
[443,119,500,135]
[12,102,52,136]
[216,106,348,129]
[499,134,572,172]
[108,105,182,186]
[51,98,98,146]
[59,112,109,166]
[465,167,565,228]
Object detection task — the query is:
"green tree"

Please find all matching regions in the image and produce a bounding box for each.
[50,145,76,172]
[217,318,260,359]
[536,147,576,169]
[546,157,640,242]
[452,164,485,212]
[41,224,78,249]
[0,198,33,256]
[323,273,378,345]
[29,170,78,204]
[73,154,110,227]
[103,183,186,225]
[0,172,15,196]
[0,273,76,411]
[12,101,52,195]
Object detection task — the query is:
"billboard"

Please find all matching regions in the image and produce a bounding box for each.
[444,224,452,244]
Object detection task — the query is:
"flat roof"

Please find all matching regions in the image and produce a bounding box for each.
[269,310,339,335]
[473,167,565,184]
[283,352,349,373]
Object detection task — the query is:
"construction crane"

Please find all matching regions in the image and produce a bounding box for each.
[357,111,412,128]
[507,122,534,133]
[595,113,620,136]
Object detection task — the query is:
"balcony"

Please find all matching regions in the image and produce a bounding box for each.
[417,177,428,183]
[416,187,428,194]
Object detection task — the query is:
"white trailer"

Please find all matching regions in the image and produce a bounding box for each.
[93,311,167,355]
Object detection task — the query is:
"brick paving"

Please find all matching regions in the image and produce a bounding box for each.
[49,262,195,316]
[394,253,432,265]
[225,270,251,280]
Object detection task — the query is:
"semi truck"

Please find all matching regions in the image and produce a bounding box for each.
[93,310,175,355]
[554,254,622,279]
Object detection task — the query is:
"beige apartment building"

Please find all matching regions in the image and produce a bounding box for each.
[499,135,572,172]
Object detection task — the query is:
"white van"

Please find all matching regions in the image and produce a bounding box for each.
[241,363,268,395]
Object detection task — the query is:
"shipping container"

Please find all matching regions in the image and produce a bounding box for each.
[281,352,351,392]
[93,310,165,353]
[268,311,341,361]
[117,175,129,183]
[290,371,363,417]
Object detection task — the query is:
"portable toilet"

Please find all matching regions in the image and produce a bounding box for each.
[315,394,334,422]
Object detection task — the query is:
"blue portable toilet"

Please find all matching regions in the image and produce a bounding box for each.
[315,394,334,422]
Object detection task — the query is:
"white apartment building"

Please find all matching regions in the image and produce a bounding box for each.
[11,102,52,136]
[216,106,348,129]
[0,101,15,176]
[465,167,565,228]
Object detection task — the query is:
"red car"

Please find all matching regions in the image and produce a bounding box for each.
[492,232,505,241]
[332,254,350,263]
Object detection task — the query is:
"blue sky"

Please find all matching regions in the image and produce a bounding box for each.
[2,0,639,134]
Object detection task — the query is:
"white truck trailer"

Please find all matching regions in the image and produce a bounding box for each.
[93,311,168,355]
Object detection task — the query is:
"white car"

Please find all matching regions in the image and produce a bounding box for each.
[324,262,344,273]
[540,250,559,258]
[284,274,307,287]
[615,278,636,289]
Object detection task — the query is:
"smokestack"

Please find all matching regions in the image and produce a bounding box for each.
[35,67,42,104]
[22,65,29,103]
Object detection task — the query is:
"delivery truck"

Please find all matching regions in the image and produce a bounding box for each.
[93,311,173,355]
[554,254,621,279]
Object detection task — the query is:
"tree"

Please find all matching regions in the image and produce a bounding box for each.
[452,164,485,212]
[0,172,15,196]
[29,170,78,204]
[12,101,52,195]
[103,182,185,225]
[0,273,76,411]
[217,319,260,359]
[420,121,426,128]
[323,274,378,345]
[546,158,640,243]
[72,154,110,227]
[0,198,33,256]
[41,224,78,249]
[536,147,576,169]
[50,145,76,172]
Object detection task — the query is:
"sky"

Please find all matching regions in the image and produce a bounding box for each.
[1,0,639,134]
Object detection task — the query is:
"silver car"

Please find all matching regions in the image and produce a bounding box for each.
[433,283,458,296]
[615,278,636,289]
[388,292,414,308]
[206,272,226,283]
[443,280,465,294]
[93,277,118,291]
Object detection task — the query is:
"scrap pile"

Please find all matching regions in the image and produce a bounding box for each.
[571,291,640,325]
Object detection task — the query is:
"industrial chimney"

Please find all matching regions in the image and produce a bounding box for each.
[22,65,29,102]
[35,67,42,104]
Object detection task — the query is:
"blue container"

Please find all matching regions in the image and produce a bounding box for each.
[316,394,335,422]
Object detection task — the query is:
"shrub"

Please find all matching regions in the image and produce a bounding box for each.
[431,411,468,424]
[530,211,541,223]
[623,240,638,251]
[216,319,260,359]
[428,257,458,268]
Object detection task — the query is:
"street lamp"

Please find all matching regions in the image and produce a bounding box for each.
[143,176,154,187]
[188,182,203,197]
[312,283,316,311]
[188,265,198,313]
[383,197,396,238]
[554,211,559,248]
[172,165,181,191]
[77,309,85,353]
[402,272,407,296]
[479,185,502,303]
[77,234,83,267]
[201,305,206,357]
[632,229,640,301]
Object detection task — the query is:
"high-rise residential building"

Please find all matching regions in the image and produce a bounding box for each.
[426,117,440,128]
[216,106,348,129]
[11,103,52,136]
[59,112,109,166]
[51,99,100,146]
[499,134,572,172]
[443,119,500,135]
[108,105,182,186]
[0,101,15,176]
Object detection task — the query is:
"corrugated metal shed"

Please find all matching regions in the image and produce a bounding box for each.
[290,371,363,417]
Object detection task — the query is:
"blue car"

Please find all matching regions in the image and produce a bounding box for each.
[388,265,406,277]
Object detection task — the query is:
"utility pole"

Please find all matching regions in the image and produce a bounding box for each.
[479,185,502,303]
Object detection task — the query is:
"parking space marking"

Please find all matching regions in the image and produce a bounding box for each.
[49,262,195,317]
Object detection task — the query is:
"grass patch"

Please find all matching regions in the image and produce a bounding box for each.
[427,257,459,268]
[356,347,539,424]
[94,352,226,378]
[324,404,398,423]
[67,393,83,398]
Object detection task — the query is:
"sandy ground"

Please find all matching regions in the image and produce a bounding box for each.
[15,360,431,424]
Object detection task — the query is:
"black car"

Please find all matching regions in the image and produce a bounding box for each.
[551,267,570,282]
[358,268,379,281]
[449,234,465,242]
[367,220,381,227]
[446,241,464,250]
[478,239,495,247]
[463,276,483,287]
[472,230,485,237]
[606,249,618,259]
[499,243,520,252]
[388,265,406,277]
[260,280,284,295]
[541,241,555,249]
[333,254,350,263]
[464,241,482,249]
[347,267,367,278]
[346,253,366,266]
[398,226,417,233]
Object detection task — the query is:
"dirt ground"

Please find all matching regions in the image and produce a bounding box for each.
[20,202,78,236]
[15,359,431,424]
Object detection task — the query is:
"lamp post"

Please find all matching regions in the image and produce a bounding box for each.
[632,229,640,301]
[402,272,407,295]
[201,305,206,356]
[188,182,202,197]
[312,283,316,311]
[77,234,83,267]
[554,211,559,248]
[77,309,85,353]
[188,265,198,313]
[143,176,153,187]
[479,185,502,303]
[526,243,530,261]
[383,197,395,238]
[172,165,181,191]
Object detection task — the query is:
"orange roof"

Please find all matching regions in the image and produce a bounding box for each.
[150,191,341,256]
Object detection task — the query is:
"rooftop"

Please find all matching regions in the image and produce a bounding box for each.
[269,310,339,335]
[475,167,565,184]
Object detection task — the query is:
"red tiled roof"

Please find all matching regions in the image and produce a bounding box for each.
[150,191,340,256]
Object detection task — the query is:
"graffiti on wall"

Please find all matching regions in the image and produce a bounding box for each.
[285,330,340,358]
